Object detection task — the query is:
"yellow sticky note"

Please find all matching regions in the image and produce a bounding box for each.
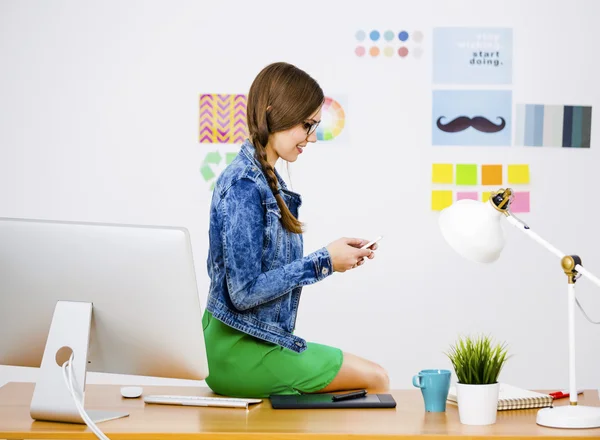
[432,190,453,211]
[432,163,453,184]
[508,164,530,184]
[482,191,491,202]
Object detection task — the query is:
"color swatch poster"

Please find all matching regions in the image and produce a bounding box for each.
[515,104,592,148]
[432,27,512,84]
[432,90,512,146]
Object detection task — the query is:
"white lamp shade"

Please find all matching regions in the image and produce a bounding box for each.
[438,199,507,264]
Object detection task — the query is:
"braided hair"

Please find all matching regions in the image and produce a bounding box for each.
[246,62,324,234]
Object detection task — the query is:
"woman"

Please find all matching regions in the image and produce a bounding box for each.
[203,62,389,398]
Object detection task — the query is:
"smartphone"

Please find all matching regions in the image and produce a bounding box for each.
[361,235,383,250]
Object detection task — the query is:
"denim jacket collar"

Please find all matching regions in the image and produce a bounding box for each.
[239,139,302,207]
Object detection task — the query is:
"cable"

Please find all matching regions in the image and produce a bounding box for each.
[576,297,600,324]
[572,273,600,324]
[63,355,109,439]
[64,354,110,439]
[62,353,111,440]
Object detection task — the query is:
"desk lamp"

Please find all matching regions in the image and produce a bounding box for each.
[438,188,600,429]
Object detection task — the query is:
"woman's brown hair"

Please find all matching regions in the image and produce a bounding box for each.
[246,62,324,234]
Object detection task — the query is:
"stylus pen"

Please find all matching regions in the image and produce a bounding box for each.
[331,389,367,402]
[549,389,584,399]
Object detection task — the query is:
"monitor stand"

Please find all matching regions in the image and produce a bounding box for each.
[30,300,129,424]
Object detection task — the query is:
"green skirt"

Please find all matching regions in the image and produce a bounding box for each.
[202,310,343,398]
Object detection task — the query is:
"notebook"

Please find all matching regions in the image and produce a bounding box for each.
[447,383,553,411]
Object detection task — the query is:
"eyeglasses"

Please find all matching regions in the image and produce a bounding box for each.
[302,120,320,137]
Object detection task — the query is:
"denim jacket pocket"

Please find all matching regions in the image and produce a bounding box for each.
[264,201,282,271]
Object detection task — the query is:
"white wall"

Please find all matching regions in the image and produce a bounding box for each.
[1,0,600,391]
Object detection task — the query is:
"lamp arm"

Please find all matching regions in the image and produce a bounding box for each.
[572,265,600,290]
[504,215,600,289]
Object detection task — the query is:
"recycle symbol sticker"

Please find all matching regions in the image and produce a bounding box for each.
[200,150,238,190]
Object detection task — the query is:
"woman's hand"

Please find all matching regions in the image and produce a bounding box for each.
[326,237,376,273]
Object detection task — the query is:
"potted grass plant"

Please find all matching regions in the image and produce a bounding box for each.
[445,334,510,425]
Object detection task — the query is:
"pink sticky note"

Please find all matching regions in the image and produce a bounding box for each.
[456,192,478,201]
[511,192,530,213]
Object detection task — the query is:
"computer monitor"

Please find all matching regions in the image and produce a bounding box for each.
[0,217,209,424]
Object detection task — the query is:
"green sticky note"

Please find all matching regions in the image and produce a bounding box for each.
[432,163,453,184]
[456,164,477,185]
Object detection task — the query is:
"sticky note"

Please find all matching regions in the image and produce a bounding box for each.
[482,191,491,202]
[508,164,530,184]
[431,190,453,211]
[482,165,503,185]
[432,163,453,184]
[511,191,530,213]
[456,164,477,185]
[456,192,478,201]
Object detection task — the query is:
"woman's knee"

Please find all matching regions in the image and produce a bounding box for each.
[317,352,390,393]
[369,364,390,391]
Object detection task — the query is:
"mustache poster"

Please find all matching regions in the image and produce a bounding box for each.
[432,90,512,146]
[436,116,506,133]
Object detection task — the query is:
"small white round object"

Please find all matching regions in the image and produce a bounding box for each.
[120,386,143,398]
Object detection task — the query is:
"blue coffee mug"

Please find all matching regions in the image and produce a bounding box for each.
[412,369,451,412]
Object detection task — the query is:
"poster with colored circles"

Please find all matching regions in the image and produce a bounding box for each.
[354,29,424,59]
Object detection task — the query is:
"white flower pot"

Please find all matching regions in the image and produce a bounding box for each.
[456,382,499,425]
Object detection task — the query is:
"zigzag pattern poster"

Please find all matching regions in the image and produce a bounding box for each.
[199,94,248,144]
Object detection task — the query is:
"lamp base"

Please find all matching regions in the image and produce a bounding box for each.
[536,405,600,429]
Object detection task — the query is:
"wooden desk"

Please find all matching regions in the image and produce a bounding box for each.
[1,382,600,439]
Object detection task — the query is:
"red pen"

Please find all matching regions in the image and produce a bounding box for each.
[548,389,584,399]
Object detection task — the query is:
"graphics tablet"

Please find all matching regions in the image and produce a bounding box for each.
[269,393,396,409]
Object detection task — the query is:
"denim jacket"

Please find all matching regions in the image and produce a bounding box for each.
[205,140,333,353]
